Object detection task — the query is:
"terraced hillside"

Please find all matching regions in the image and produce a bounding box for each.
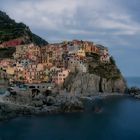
[0,11,48,46]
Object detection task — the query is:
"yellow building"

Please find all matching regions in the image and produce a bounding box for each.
[6,67,15,75]
[77,48,86,57]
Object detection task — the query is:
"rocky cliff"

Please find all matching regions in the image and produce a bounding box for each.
[64,56,127,94]
[64,73,126,94]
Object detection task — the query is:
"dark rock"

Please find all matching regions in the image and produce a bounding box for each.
[55,95,84,112]
[46,96,56,106]
[128,87,140,98]
[30,100,44,107]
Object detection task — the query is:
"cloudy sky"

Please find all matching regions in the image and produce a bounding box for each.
[0,0,140,77]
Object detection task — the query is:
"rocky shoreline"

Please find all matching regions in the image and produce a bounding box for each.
[0,92,127,121]
[127,87,140,99]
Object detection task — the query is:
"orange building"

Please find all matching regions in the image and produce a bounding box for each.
[52,69,70,85]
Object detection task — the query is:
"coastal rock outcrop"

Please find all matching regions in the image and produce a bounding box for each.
[64,55,127,95]
[64,72,126,94]
[101,77,126,93]
[127,87,140,99]
[0,93,84,121]
[0,102,36,121]
[64,73,100,94]
[55,94,84,112]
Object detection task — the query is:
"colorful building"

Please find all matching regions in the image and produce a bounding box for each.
[97,45,110,63]
[52,69,70,85]
[77,48,86,57]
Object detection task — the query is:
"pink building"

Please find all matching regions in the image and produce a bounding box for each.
[100,49,110,63]
[23,64,45,83]
[0,59,12,68]
[2,39,23,47]
[72,40,83,46]
[52,69,70,85]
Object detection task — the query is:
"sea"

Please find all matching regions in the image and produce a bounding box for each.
[0,77,140,140]
[126,77,140,88]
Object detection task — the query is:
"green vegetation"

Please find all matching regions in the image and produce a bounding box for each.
[0,47,16,58]
[86,52,100,62]
[0,11,48,45]
[89,56,121,80]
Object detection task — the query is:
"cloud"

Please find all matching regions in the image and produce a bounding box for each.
[1,0,140,38]
[93,13,140,35]
[1,0,140,48]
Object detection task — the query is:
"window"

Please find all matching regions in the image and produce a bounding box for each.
[29,86,35,89]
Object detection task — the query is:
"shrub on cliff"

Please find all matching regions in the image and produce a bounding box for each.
[89,57,121,80]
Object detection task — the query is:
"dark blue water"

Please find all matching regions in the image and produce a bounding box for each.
[0,77,140,140]
[0,97,140,140]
